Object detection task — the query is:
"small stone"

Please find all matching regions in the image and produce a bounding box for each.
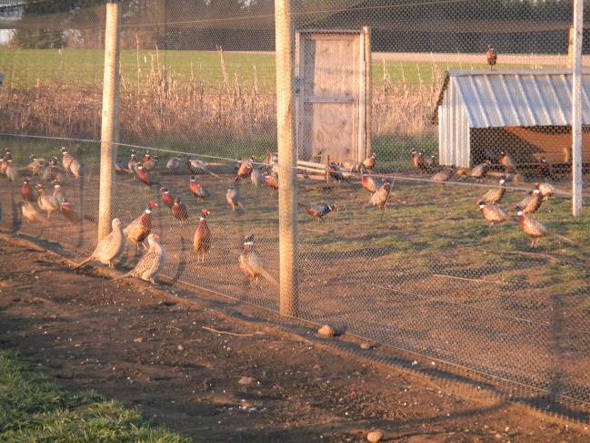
[238,376,254,385]
[317,324,336,338]
[367,430,383,442]
[177,344,184,351]
[360,342,373,350]
[133,337,143,343]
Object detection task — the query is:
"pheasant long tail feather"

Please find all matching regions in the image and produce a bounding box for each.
[552,233,577,246]
[110,273,132,283]
[71,256,92,270]
[258,268,279,287]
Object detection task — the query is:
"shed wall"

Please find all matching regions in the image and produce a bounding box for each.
[438,80,471,168]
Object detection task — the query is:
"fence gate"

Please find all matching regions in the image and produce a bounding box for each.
[295,28,371,164]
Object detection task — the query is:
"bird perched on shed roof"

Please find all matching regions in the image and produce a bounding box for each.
[486,44,497,70]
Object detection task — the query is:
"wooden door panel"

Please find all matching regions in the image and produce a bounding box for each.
[296,30,369,164]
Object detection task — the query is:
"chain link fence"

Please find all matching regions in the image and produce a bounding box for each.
[1,0,589,422]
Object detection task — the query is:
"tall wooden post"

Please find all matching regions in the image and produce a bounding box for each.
[98,1,121,240]
[275,0,299,317]
[572,0,583,217]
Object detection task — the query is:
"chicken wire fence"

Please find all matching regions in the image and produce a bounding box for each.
[1,0,590,422]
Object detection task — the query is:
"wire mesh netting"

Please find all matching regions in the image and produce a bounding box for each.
[1,0,590,422]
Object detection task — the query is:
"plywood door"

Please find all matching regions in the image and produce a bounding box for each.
[296,30,369,164]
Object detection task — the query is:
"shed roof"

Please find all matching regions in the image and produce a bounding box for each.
[432,70,590,128]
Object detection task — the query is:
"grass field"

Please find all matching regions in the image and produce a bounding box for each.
[0,48,524,91]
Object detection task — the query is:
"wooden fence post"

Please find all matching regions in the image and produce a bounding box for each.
[98,1,121,240]
[275,0,299,317]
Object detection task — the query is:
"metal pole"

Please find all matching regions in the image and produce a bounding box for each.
[98,1,121,240]
[275,0,299,317]
[572,0,583,217]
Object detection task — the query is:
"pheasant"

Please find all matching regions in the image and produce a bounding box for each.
[340,160,365,174]
[59,197,80,224]
[226,186,246,212]
[189,175,211,201]
[470,160,492,181]
[36,184,60,218]
[52,183,67,205]
[417,150,434,173]
[19,200,51,227]
[263,172,279,191]
[1,149,12,175]
[123,200,158,253]
[538,156,553,180]
[185,157,219,177]
[193,209,212,263]
[113,233,166,284]
[127,152,139,176]
[142,150,152,164]
[304,203,337,222]
[362,153,377,173]
[361,173,382,194]
[517,188,544,214]
[41,157,64,184]
[135,164,158,188]
[171,197,189,222]
[4,159,19,182]
[72,218,126,269]
[410,150,424,172]
[27,154,46,176]
[160,187,175,209]
[477,175,506,205]
[143,154,159,172]
[431,165,456,184]
[235,158,254,182]
[423,154,437,173]
[250,166,264,187]
[368,179,392,213]
[238,234,278,288]
[166,155,181,174]
[486,44,497,70]
[20,177,36,202]
[60,147,83,179]
[498,151,516,174]
[329,162,352,181]
[536,182,555,202]
[517,210,575,248]
[478,202,508,227]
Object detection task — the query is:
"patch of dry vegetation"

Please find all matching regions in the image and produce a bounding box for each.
[0,50,440,146]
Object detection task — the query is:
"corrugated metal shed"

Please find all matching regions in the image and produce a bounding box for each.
[433,70,590,168]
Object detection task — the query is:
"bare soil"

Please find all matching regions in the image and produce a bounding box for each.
[0,236,588,442]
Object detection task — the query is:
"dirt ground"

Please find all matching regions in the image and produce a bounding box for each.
[0,236,588,443]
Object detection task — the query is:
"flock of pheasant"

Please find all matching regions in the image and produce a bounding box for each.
[1,141,574,288]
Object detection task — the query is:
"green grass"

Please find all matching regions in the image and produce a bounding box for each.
[0,48,498,92]
[0,351,190,442]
